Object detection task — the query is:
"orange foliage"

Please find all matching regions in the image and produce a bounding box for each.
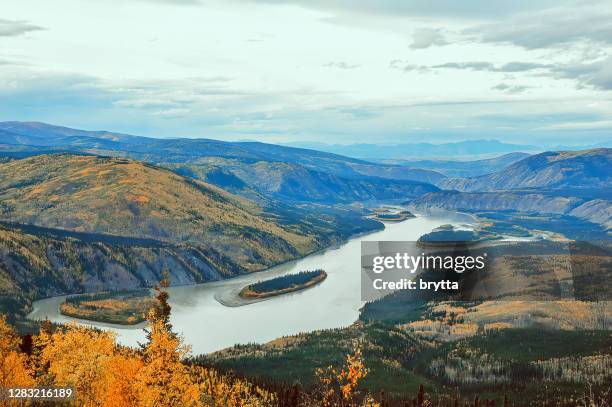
[0,316,35,407]
[315,346,377,407]
[128,194,150,204]
[0,315,35,391]
[0,284,278,406]
[137,314,201,406]
[39,324,120,406]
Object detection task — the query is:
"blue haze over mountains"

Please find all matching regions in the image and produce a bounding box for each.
[282,140,610,160]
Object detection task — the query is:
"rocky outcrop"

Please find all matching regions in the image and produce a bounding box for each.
[570,199,612,230]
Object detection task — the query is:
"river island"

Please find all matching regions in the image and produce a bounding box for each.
[60,289,156,325]
[239,269,327,299]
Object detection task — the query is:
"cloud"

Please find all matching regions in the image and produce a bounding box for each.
[390,60,551,74]
[540,120,612,131]
[152,107,191,117]
[466,5,612,49]
[491,83,530,94]
[243,0,573,19]
[550,57,612,91]
[323,61,360,69]
[388,60,430,73]
[331,106,380,119]
[2,70,609,145]
[432,61,551,72]
[393,58,612,91]
[134,0,201,4]
[0,19,43,37]
[432,61,493,71]
[410,28,448,49]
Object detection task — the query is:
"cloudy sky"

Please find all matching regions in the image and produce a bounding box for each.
[1,0,611,145]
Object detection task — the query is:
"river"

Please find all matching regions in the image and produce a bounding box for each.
[28,213,471,355]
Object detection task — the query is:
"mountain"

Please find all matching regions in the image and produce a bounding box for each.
[283,140,540,160]
[383,152,531,178]
[0,121,141,144]
[168,160,439,204]
[0,122,445,190]
[225,141,444,183]
[409,148,612,232]
[0,122,445,204]
[411,190,612,233]
[0,154,317,271]
[438,149,612,194]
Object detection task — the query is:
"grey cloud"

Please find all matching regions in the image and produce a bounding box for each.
[432,61,550,72]
[391,58,612,91]
[0,19,43,37]
[491,83,530,94]
[244,0,572,19]
[467,5,612,49]
[391,61,551,73]
[388,60,431,73]
[433,62,494,71]
[410,28,448,49]
[498,62,551,72]
[551,57,612,90]
[324,61,360,69]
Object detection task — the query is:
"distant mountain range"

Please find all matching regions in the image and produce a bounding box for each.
[383,152,531,177]
[283,140,541,160]
[0,121,443,204]
[284,140,610,160]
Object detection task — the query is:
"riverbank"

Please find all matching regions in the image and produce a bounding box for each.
[28,212,473,354]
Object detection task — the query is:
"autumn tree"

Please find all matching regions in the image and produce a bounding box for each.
[0,315,35,393]
[314,345,379,407]
[29,319,53,385]
[101,348,143,407]
[39,323,118,406]
[136,274,202,407]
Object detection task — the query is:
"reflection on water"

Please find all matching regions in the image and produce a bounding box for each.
[29,213,469,354]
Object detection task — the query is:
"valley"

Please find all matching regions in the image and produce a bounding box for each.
[3,2,612,404]
[0,121,610,405]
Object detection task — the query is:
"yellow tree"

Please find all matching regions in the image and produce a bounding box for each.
[0,315,35,390]
[39,323,117,406]
[30,319,54,385]
[136,280,201,407]
[315,346,377,407]
[101,349,143,407]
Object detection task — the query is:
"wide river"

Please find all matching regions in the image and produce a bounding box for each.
[28,213,470,355]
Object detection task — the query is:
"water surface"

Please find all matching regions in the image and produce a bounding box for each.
[29,213,469,354]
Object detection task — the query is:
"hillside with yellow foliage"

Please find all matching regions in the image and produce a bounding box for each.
[0,154,315,266]
[0,154,331,318]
